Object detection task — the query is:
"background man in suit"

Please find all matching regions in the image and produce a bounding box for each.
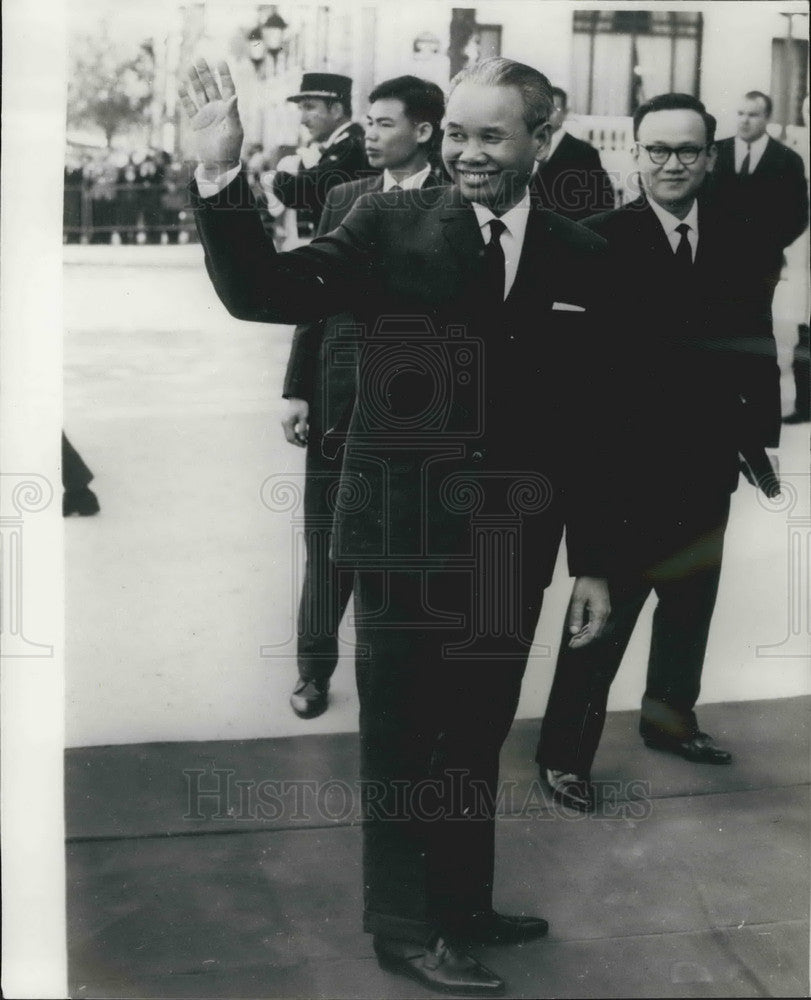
[536,93,782,813]
[712,91,809,424]
[281,75,447,718]
[264,72,369,235]
[181,55,611,995]
[531,86,616,221]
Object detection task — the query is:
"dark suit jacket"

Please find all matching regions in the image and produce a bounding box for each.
[531,132,616,222]
[711,135,808,276]
[271,122,371,230]
[583,195,781,554]
[283,169,447,444]
[194,173,613,580]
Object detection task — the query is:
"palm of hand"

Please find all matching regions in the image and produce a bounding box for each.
[191,101,243,166]
[179,60,243,167]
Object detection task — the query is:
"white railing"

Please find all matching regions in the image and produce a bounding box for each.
[564,116,637,204]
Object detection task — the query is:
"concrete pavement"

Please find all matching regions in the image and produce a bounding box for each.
[64,247,810,747]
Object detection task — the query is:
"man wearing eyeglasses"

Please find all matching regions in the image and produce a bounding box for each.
[536,93,782,812]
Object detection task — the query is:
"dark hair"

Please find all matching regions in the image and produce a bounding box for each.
[550,87,568,108]
[450,56,553,132]
[744,90,773,117]
[327,97,353,119]
[367,75,445,133]
[632,92,717,145]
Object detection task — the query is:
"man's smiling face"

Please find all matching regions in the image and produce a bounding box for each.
[442,82,549,214]
[634,108,714,216]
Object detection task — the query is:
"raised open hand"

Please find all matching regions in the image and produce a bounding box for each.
[178,59,244,172]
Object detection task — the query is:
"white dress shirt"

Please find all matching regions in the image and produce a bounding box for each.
[382,163,432,191]
[545,126,567,162]
[646,197,700,262]
[734,132,769,173]
[471,189,532,299]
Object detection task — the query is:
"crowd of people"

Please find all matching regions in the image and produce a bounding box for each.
[63,148,196,244]
[175,56,809,997]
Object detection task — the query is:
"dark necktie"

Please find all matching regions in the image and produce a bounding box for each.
[674,222,693,267]
[390,183,402,191]
[739,143,751,176]
[482,218,507,303]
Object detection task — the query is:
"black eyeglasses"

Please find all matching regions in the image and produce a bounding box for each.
[637,144,708,165]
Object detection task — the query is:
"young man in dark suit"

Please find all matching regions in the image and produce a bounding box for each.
[266,72,369,233]
[181,56,612,995]
[281,76,447,719]
[530,86,616,221]
[712,91,809,424]
[536,93,783,813]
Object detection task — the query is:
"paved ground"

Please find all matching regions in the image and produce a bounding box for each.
[62,246,810,998]
[65,697,810,998]
[64,246,810,747]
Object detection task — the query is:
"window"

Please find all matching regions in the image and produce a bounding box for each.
[771,37,809,127]
[572,10,703,116]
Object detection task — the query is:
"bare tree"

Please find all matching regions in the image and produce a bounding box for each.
[67,24,155,147]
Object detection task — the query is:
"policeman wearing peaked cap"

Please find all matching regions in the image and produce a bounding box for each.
[268,72,369,231]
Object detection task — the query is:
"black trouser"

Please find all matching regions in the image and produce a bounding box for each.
[296,434,353,683]
[62,433,94,492]
[791,323,810,418]
[537,496,730,778]
[355,558,545,944]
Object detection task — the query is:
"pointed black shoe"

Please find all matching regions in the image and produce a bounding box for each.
[63,487,100,517]
[374,935,505,996]
[289,677,329,718]
[542,767,595,813]
[642,730,732,764]
[454,909,549,945]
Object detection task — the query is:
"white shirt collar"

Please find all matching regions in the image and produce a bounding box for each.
[546,127,567,160]
[471,188,532,299]
[646,196,699,239]
[322,120,354,150]
[470,187,532,240]
[382,163,432,192]
[735,132,769,170]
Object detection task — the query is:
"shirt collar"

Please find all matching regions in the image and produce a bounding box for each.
[322,120,353,150]
[382,163,432,192]
[736,132,769,156]
[471,187,532,239]
[646,195,699,237]
[546,127,567,159]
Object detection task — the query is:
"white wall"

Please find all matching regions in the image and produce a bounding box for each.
[701,1,809,138]
[475,0,573,89]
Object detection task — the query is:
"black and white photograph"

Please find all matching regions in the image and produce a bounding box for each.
[1,0,809,997]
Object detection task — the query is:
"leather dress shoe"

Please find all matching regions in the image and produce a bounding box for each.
[374,935,504,995]
[63,487,100,517]
[642,730,732,764]
[455,909,549,945]
[289,677,329,719]
[543,767,594,813]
